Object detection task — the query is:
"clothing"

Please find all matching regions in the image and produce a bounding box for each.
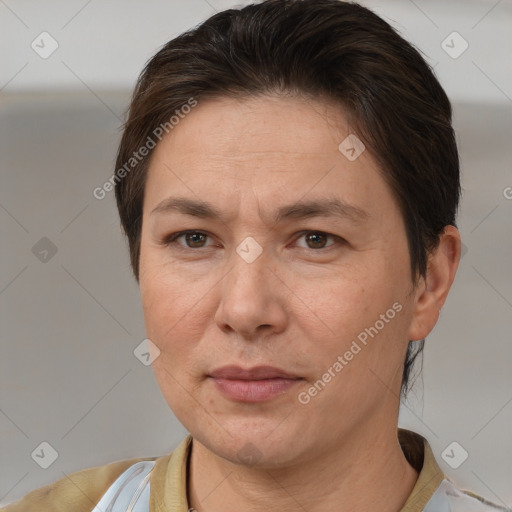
[1,429,509,511]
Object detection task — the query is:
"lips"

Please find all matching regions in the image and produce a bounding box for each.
[208,365,300,380]
[208,365,302,402]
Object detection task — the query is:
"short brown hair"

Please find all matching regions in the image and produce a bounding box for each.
[114,0,460,398]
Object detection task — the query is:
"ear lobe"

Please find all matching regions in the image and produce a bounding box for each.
[407,225,461,342]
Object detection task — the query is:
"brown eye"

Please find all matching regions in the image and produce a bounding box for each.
[295,231,346,252]
[184,232,208,248]
[304,232,329,249]
[163,230,213,249]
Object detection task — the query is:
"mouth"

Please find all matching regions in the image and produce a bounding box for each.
[208,365,303,403]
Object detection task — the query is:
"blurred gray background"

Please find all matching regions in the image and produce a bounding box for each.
[1,0,511,507]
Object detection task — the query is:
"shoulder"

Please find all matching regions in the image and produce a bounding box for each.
[425,478,511,512]
[0,455,162,512]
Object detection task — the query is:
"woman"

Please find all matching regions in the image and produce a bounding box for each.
[3,1,508,511]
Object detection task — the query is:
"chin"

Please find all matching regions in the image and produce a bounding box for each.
[188,417,310,469]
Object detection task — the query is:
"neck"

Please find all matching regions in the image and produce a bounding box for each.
[187,423,419,512]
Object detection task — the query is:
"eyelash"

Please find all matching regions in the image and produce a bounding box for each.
[161,230,345,252]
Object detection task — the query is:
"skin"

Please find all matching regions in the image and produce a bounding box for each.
[138,95,461,512]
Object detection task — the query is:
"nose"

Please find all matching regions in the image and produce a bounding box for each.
[214,248,288,340]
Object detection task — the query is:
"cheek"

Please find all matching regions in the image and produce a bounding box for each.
[138,248,208,416]
[139,259,219,390]
[291,257,410,383]
[143,275,206,410]
[288,261,392,339]
[140,257,206,338]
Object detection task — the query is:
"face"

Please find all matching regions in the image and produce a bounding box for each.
[139,95,420,467]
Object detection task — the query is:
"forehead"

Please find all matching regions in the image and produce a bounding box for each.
[148,95,353,168]
[143,95,395,223]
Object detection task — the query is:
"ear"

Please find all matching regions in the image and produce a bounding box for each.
[408,225,461,342]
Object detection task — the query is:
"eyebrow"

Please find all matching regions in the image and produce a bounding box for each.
[151,196,369,224]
